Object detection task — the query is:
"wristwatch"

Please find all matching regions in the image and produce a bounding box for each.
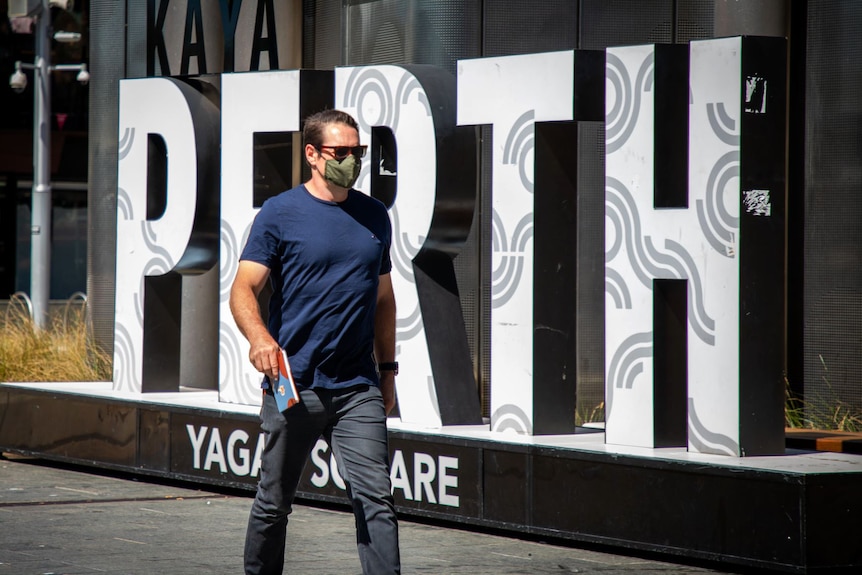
[377,361,399,376]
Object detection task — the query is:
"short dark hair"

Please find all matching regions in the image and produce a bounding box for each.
[302,109,359,148]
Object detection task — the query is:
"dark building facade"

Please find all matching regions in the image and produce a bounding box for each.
[6,4,862,572]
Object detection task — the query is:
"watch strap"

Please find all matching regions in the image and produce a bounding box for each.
[377,361,399,375]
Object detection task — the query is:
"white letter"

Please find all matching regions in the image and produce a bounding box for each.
[389,450,413,500]
[251,432,264,478]
[203,427,227,473]
[336,66,443,426]
[114,77,218,393]
[329,453,347,491]
[227,429,250,476]
[458,51,575,434]
[219,70,304,406]
[437,455,459,507]
[309,439,330,488]
[186,424,208,469]
[413,452,436,504]
[605,38,785,456]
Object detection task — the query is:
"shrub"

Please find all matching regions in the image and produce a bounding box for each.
[0,297,111,382]
[785,358,862,432]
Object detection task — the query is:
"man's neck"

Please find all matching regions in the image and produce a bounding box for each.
[304,177,348,203]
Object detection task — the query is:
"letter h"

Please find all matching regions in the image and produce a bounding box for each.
[604,37,787,456]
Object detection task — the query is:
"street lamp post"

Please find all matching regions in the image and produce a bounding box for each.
[30,0,51,329]
[9,0,88,329]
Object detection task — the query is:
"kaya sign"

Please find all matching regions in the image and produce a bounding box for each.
[114,38,786,456]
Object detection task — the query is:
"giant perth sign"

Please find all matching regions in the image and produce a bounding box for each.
[114,37,786,457]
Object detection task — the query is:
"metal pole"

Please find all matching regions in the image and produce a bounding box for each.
[31,0,51,329]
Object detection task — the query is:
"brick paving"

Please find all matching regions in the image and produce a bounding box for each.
[0,453,752,575]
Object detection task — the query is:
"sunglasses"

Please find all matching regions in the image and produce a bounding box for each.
[316,144,368,160]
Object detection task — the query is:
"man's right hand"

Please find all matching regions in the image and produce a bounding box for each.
[249,335,281,381]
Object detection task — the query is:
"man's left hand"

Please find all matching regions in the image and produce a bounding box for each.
[379,371,397,415]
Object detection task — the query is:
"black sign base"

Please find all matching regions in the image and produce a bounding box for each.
[2,382,860,574]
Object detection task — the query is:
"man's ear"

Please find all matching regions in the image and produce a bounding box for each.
[304,143,318,165]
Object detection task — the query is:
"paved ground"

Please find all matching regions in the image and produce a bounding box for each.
[0,452,757,575]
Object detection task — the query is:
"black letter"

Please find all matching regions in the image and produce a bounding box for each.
[181,0,208,75]
[250,0,278,71]
[147,0,171,76]
[219,0,244,72]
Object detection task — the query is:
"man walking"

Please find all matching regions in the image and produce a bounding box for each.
[230,109,400,574]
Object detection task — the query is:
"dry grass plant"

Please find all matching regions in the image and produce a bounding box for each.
[575,401,605,427]
[0,297,111,382]
[785,357,862,432]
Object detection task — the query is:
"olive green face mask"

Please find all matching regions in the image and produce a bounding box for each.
[324,154,361,189]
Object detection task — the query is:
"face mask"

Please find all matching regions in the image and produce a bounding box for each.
[323,154,361,189]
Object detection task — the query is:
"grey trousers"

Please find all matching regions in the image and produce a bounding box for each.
[244,384,400,575]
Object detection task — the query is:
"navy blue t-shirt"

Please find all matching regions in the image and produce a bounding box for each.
[239,184,392,390]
